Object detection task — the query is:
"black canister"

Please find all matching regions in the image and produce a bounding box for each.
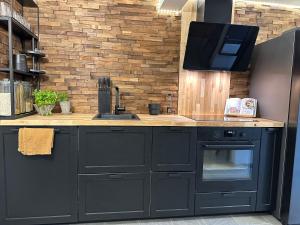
[148,103,161,115]
[13,54,28,72]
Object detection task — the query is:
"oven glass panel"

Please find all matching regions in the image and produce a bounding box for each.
[203,149,253,180]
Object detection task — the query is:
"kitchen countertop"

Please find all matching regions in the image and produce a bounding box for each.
[0,113,284,127]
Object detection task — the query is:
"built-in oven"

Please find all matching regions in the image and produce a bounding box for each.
[197,128,261,193]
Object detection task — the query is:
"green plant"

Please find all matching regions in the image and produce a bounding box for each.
[33,90,58,107]
[57,92,69,102]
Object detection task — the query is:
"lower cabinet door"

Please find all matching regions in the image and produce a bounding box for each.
[0,127,78,225]
[195,191,257,215]
[79,173,150,222]
[151,172,195,218]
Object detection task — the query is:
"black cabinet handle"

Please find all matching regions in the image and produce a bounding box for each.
[108,174,123,179]
[266,128,278,133]
[202,144,255,149]
[10,128,60,132]
[168,173,181,177]
[168,127,184,132]
[110,127,125,132]
[221,192,235,197]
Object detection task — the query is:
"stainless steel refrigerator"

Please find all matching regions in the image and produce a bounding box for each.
[250,28,300,225]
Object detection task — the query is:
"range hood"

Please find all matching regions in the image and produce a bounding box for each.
[183,22,259,72]
[183,0,259,72]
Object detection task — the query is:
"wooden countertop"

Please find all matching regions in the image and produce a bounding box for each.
[0,114,284,127]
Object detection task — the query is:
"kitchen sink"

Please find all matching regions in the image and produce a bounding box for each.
[93,113,140,120]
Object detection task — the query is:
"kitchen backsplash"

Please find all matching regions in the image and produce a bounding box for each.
[1,0,300,113]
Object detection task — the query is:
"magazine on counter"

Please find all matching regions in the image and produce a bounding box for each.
[224,98,257,118]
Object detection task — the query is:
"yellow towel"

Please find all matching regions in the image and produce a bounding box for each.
[18,128,54,156]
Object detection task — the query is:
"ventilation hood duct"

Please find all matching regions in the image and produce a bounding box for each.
[197,0,233,24]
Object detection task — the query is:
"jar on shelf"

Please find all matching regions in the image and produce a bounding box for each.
[23,81,33,113]
[14,81,21,115]
[0,79,12,116]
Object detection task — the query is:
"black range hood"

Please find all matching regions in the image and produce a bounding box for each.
[183,21,259,72]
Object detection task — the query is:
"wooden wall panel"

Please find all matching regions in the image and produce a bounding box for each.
[178,0,231,116]
[178,71,230,115]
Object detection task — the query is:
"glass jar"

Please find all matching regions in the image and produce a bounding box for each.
[23,81,33,113]
[14,81,21,115]
[0,79,12,116]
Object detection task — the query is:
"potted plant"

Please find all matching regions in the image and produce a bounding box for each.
[33,90,58,116]
[57,92,71,114]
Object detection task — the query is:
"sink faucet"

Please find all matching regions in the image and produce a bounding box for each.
[114,86,126,115]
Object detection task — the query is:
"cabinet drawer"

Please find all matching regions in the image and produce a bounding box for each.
[152,127,197,172]
[79,127,152,173]
[79,173,150,222]
[195,191,256,215]
[151,172,195,218]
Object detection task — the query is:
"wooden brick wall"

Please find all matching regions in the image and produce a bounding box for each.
[30,0,181,114]
[1,0,300,114]
[230,1,300,98]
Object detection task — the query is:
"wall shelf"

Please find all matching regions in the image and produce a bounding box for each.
[0,68,39,77]
[17,0,38,8]
[0,111,36,120]
[24,50,46,58]
[0,17,38,40]
[0,0,42,120]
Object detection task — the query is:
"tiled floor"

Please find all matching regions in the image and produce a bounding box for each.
[74,214,282,225]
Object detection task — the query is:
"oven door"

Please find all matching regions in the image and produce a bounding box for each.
[197,140,260,192]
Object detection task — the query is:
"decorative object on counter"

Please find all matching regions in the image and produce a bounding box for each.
[98,77,111,114]
[148,103,161,115]
[167,93,174,114]
[224,98,257,118]
[57,92,71,114]
[13,54,28,72]
[33,90,57,116]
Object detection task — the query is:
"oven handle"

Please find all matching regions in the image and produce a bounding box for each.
[201,144,255,149]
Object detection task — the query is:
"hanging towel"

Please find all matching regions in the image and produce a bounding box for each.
[18,128,54,156]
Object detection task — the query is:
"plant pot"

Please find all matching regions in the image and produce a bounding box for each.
[59,101,71,114]
[34,104,55,116]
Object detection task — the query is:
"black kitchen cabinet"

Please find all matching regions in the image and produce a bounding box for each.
[152,127,197,172]
[78,173,150,222]
[151,172,195,218]
[0,127,78,225]
[256,128,281,212]
[79,127,152,173]
[195,191,257,215]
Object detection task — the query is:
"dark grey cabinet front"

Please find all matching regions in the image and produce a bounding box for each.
[79,127,152,173]
[151,172,195,218]
[256,128,281,212]
[195,191,257,215]
[0,127,78,225]
[79,173,150,222]
[152,127,197,172]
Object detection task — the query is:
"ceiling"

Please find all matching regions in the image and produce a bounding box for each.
[157,0,189,11]
[240,0,300,7]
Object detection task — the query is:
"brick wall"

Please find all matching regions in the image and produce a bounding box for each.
[1,0,300,113]
[230,1,300,98]
[33,0,180,113]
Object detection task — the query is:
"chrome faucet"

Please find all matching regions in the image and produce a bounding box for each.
[114,86,126,115]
